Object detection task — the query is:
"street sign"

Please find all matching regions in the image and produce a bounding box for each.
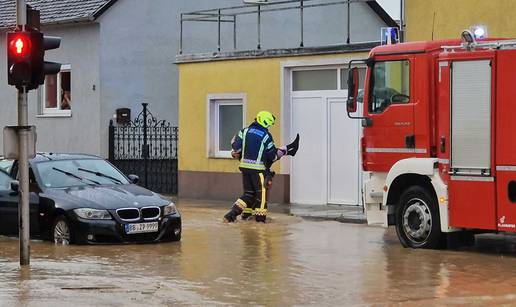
[3,126,36,159]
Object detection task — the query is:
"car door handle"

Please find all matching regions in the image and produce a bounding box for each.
[405,134,415,149]
[440,136,446,153]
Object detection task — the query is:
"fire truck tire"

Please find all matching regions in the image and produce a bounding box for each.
[395,186,443,249]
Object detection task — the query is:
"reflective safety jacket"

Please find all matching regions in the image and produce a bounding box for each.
[232,122,278,171]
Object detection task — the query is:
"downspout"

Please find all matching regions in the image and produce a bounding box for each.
[400,0,405,42]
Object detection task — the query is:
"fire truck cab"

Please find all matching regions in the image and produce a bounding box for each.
[347,32,516,248]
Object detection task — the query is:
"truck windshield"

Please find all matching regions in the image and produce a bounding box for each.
[368,60,410,114]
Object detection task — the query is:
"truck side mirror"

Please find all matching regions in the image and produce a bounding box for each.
[347,67,359,113]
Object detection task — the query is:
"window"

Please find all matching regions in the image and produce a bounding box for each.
[293,69,338,91]
[368,60,410,114]
[0,171,12,191]
[40,64,72,116]
[208,94,245,158]
[340,67,366,90]
[0,159,14,175]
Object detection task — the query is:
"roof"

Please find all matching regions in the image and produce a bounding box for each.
[176,41,380,64]
[366,1,398,28]
[0,0,117,29]
[370,37,511,56]
[370,40,462,56]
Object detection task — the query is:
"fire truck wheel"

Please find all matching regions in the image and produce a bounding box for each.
[395,186,442,249]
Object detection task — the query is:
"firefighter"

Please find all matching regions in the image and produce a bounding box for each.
[223,111,286,223]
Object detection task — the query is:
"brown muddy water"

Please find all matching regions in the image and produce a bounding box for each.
[0,203,515,306]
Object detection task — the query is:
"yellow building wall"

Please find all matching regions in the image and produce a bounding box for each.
[406,0,516,41]
[178,53,367,174]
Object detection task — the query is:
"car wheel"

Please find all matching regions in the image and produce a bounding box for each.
[52,215,73,245]
[395,186,442,249]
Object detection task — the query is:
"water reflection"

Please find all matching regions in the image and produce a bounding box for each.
[0,205,515,306]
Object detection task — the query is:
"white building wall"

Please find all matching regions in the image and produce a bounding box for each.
[0,23,101,156]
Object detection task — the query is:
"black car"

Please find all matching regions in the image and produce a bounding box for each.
[0,153,181,244]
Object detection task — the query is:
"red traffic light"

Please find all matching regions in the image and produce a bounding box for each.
[9,34,31,57]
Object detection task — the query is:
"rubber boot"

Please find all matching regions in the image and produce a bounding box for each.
[255,215,266,223]
[255,209,267,223]
[241,207,255,220]
[223,203,244,223]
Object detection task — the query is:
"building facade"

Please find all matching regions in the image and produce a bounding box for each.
[1,0,279,157]
[405,0,516,41]
[177,1,397,204]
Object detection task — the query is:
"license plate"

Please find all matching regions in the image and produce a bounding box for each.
[124,222,159,234]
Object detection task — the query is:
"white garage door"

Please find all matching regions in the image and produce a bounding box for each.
[290,67,362,205]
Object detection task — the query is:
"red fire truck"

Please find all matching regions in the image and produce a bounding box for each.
[347,31,516,249]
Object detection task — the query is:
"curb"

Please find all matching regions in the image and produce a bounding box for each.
[174,198,367,224]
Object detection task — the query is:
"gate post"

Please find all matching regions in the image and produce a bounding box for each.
[108,120,115,161]
[142,103,149,187]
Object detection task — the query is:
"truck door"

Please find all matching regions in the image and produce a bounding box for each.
[447,59,496,230]
[363,58,415,171]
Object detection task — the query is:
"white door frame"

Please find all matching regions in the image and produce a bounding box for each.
[280,56,365,174]
[280,58,365,205]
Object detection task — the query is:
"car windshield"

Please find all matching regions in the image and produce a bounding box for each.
[0,159,14,174]
[34,159,129,188]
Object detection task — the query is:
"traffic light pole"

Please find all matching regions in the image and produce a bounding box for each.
[18,87,30,266]
[16,0,30,266]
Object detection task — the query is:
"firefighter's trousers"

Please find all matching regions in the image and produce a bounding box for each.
[224,169,268,222]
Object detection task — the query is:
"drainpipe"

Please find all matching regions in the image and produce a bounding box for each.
[400,0,405,42]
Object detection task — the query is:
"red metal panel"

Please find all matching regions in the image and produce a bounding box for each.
[413,54,433,155]
[362,55,428,172]
[449,179,497,230]
[495,50,516,165]
[494,50,516,233]
[496,172,516,233]
[363,103,415,172]
[436,59,451,184]
[440,52,497,231]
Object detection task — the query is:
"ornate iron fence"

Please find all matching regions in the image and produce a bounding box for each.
[108,103,178,195]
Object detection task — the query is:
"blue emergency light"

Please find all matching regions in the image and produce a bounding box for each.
[471,25,487,39]
[381,27,399,45]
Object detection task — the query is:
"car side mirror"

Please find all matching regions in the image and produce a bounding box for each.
[347,67,359,113]
[10,180,19,193]
[128,174,139,184]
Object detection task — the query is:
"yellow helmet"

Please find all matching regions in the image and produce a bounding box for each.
[256,111,276,128]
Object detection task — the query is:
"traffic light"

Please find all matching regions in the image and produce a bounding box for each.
[31,33,61,88]
[7,31,32,87]
[6,6,61,90]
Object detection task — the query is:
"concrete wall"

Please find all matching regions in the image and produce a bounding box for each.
[405,0,516,41]
[0,23,101,155]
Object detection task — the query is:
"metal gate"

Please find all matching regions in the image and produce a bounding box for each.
[108,103,178,194]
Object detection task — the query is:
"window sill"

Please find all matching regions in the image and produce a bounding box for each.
[208,152,233,159]
[37,111,72,118]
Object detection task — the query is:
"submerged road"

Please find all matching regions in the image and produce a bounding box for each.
[0,201,515,306]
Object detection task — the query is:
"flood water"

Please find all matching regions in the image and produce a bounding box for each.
[0,202,515,306]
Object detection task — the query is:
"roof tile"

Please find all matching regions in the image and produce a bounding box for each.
[0,0,114,29]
